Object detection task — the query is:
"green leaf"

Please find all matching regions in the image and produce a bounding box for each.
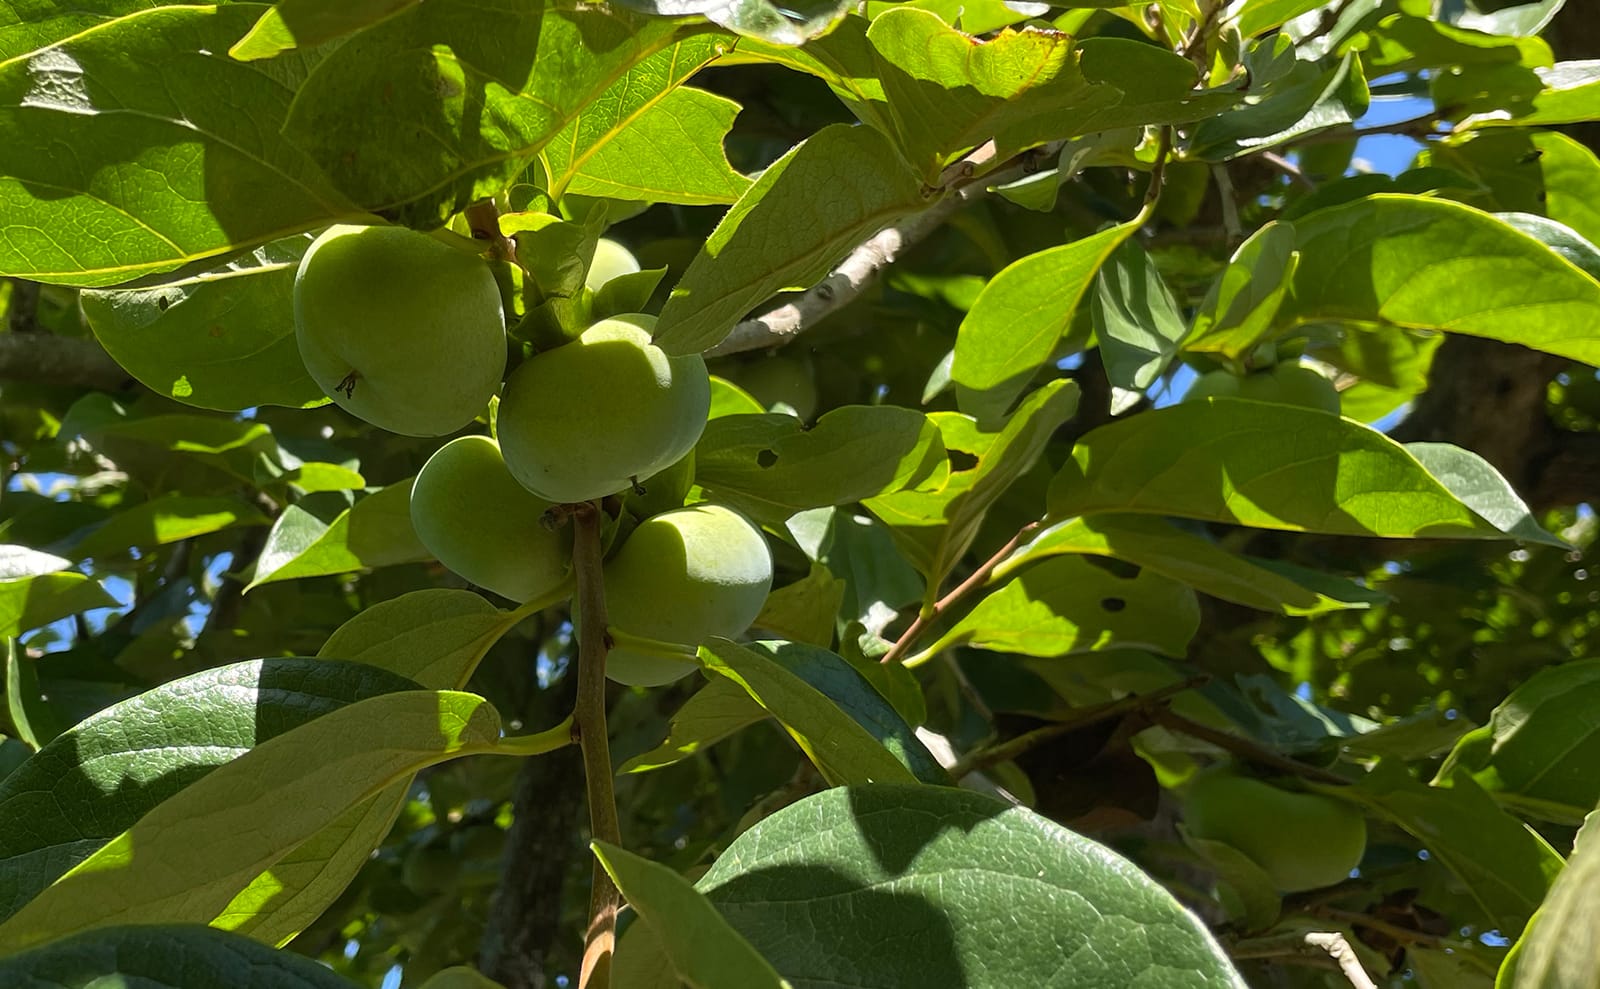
[1337,762,1563,941]
[694,406,945,526]
[951,220,1136,411]
[81,235,325,412]
[77,414,281,488]
[619,677,767,774]
[72,495,270,561]
[0,689,505,952]
[726,17,888,131]
[1435,661,1600,824]
[318,588,522,688]
[699,639,918,786]
[0,2,168,61]
[1426,130,1600,248]
[753,563,846,647]
[0,924,363,989]
[281,0,687,226]
[653,124,928,356]
[1093,241,1188,391]
[1046,399,1564,544]
[1281,195,1600,367]
[1502,806,1600,989]
[248,480,429,590]
[613,0,852,46]
[1185,222,1299,359]
[1454,60,1600,130]
[543,36,750,206]
[866,380,1079,592]
[1404,443,1566,548]
[231,0,424,61]
[0,5,358,287]
[1494,211,1600,280]
[596,841,790,989]
[692,784,1247,988]
[4,642,63,749]
[922,554,1200,660]
[1190,50,1369,161]
[996,515,1380,616]
[1234,0,1332,38]
[0,659,419,926]
[0,551,116,639]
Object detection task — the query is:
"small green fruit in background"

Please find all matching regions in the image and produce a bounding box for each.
[417,967,510,989]
[1266,363,1342,415]
[1182,770,1367,892]
[585,237,641,293]
[294,224,506,436]
[497,314,710,504]
[601,504,773,687]
[726,354,819,420]
[410,436,572,602]
[1183,369,1243,403]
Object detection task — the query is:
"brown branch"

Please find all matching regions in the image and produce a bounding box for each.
[7,279,40,334]
[571,502,621,989]
[1303,932,1379,989]
[0,331,135,392]
[1231,932,1377,989]
[1148,707,1351,786]
[880,522,1039,665]
[1308,906,1447,950]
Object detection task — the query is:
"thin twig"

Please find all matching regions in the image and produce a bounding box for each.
[1304,932,1379,989]
[706,142,1059,358]
[571,502,621,989]
[1309,906,1446,949]
[1211,164,1243,242]
[880,522,1038,665]
[1149,707,1351,786]
[1230,932,1377,989]
[952,675,1210,778]
[1288,114,1440,149]
[1260,151,1315,190]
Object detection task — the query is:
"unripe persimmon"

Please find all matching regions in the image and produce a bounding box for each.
[1183,770,1366,892]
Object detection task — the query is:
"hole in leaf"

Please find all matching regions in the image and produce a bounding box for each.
[756,449,778,468]
[1100,597,1127,613]
[947,449,980,472]
[157,296,171,312]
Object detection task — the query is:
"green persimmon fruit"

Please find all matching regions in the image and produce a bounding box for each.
[1234,364,1341,414]
[1183,369,1243,403]
[601,504,773,687]
[418,968,508,989]
[728,354,819,420]
[410,436,572,602]
[1183,771,1367,892]
[586,237,641,293]
[294,224,506,437]
[497,314,710,504]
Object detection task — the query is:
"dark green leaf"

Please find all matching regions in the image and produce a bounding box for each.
[1047,399,1564,544]
[1093,241,1187,390]
[694,406,944,526]
[0,658,419,925]
[0,5,358,287]
[81,235,325,411]
[653,124,928,356]
[0,924,362,988]
[596,841,790,989]
[694,784,1247,988]
[281,0,688,225]
[1185,222,1299,360]
[1190,50,1369,161]
[753,563,846,647]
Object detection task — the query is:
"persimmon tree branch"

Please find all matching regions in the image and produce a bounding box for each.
[569,501,622,989]
[881,522,1039,666]
[1231,932,1378,989]
[0,330,134,392]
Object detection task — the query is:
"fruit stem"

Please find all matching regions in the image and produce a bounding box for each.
[571,501,622,989]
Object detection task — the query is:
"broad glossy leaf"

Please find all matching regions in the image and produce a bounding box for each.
[0,659,418,926]
[693,784,1247,988]
[1426,131,1600,248]
[231,0,424,60]
[0,1,170,61]
[866,380,1078,591]
[0,5,357,287]
[753,563,846,647]
[282,0,687,226]
[318,588,519,688]
[0,690,504,952]
[996,515,1380,616]
[695,406,944,525]
[1338,761,1563,940]
[76,414,280,487]
[1495,212,1600,281]
[726,17,888,130]
[1405,443,1562,547]
[1190,51,1369,161]
[597,841,790,989]
[81,235,324,411]
[923,554,1200,660]
[543,36,748,206]
[1185,222,1299,359]
[1047,399,1563,544]
[0,924,362,988]
[0,562,116,639]
[1234,0,1331,37]
[1455,59,1600,130]
[1281,195,1600,367]
[248,480,428,590]
[1093,241,1187,390]
[620,678,766,774]
[613,0,851,45]
[700,639,918,786]
[653,124,928,356]
[951,221,1136,412]
[1436,661,1600,824]
[73,495,270,561]
[1502,806,1600,989]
